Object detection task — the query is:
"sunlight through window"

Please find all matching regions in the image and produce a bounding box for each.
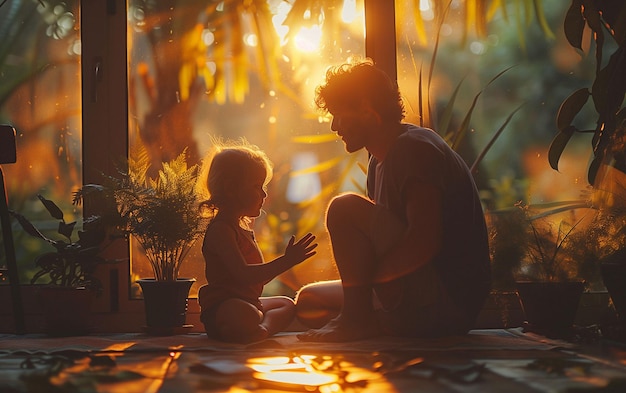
[293,25,322,52]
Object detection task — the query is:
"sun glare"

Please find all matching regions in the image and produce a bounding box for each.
[270,0,360,52]
[293,25,322,52]
[342,0,357,23]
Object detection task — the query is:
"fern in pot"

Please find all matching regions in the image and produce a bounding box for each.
[75,146,207,332]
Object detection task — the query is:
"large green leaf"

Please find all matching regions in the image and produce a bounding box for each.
[582,1,605,75]
[589,154,603,185]
[592,45,626,119]
[563,0,585,50]
[548,125,577,171]
[38,194,64,220]
[556,88,589,131]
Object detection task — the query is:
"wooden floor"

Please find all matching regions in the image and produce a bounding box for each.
[2,327,626,392]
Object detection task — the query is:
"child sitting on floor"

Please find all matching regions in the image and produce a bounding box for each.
[197,140,317,343]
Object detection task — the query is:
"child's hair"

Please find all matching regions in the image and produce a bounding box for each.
[198,138,273,224]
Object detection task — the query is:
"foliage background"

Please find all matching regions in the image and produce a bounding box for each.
[0,0,604,293]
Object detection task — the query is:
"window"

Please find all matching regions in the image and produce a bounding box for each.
[0,0,82,284]
[1,0,606,332]
[125,0,367,299]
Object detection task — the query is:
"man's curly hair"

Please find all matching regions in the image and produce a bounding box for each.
[314,58,405,123]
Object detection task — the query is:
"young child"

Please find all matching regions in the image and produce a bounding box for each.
[197,140,317,343]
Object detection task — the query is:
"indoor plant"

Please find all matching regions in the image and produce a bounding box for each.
[513,201,588,337]
[548,2,626,331]
[75,146,207,332]
[10,194,108,335]
[584,187,626,325]
[549,0,626,186]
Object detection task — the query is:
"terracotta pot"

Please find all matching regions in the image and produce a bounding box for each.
[515,280,584,336]
[137,278,195,332]
[38,286,96,336]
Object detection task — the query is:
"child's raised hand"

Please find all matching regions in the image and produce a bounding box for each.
[284,233,318,265]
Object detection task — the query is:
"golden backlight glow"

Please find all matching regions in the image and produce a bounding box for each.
[245,355,359,391]
[271,0,361,52]
[293,25,322,52]
[237,353,399,392]
[341,0,357,23]
[249,355,338,387]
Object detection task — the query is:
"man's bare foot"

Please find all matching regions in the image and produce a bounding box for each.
[296,315,380,342]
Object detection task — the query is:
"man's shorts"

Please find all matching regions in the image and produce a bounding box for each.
[369,203,406,258]
[369,204,470,337]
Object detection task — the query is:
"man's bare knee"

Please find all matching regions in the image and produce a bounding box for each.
[326,193,372,230]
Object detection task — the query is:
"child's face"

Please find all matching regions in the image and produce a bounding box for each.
[236,164,268,218]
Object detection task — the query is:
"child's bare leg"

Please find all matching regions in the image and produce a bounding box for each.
[215,298,267,343]
[298,194,381,342]
[259,296,296,336]
[295,280,343,328]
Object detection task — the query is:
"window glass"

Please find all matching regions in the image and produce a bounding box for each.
[395,1,602,291]
[0,0,81,284]
[127,0,366,298]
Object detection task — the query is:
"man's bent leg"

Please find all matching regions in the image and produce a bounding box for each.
[298,194,382,342]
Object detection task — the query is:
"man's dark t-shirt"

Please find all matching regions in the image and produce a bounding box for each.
[367,124,491,324]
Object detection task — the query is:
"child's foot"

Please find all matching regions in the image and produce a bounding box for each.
[297,315,380,342]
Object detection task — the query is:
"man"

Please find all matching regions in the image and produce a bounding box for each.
[295,59,491,342]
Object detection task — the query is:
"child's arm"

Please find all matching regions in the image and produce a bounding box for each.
[204,221,317,285]
[264,233,318,281]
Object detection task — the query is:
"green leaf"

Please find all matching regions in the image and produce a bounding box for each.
[592,45,626,118]
[437,77,465,137]
[38,194,64,221]
[563,0,585,50]
[617,107,626,123]
[556,88,589,130]
[588,155,603,185]
[548,125,577,171]
[583,1,605,75]
[8,210,50,241]
[470,103,524,175]
[452,65,515,149]
[58,221,76,240]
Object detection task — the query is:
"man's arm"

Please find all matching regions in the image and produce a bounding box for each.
[374,180,443,283]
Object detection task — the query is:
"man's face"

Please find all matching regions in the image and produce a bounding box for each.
[329,106,372,153]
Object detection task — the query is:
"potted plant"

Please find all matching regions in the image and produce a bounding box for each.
[513,202,588,337]
[75,146,207,333]
[549,0,626,186]
[548,1,626,331]
[9,194,109,336]
[582,197,626,327]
